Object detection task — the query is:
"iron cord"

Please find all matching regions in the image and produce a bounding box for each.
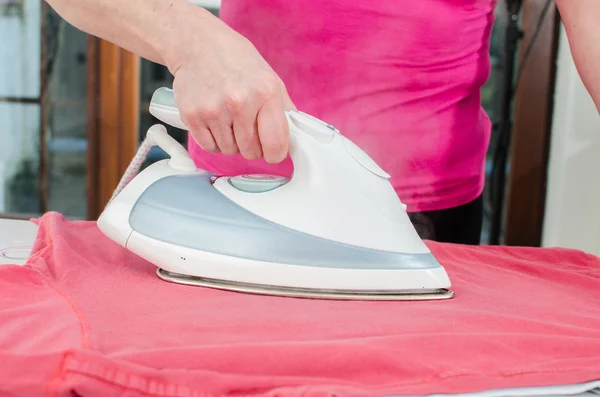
[108,135,157,204]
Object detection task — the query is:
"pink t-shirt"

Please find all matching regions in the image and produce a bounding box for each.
[189,0,495,212]
[2,213,600,396]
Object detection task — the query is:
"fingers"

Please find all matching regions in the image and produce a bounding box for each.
[180,100,236,155]
[233,112,263,160]
[190,126,219,153]
[174,75,291,163]
[207,119,239,155]
[179,108,219,153]
[228,77,290,163]
[225,90,262,159]
[257,95,290,164]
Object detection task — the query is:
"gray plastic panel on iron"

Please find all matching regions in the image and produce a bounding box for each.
[128,174,441,270]
[151,87,177,108]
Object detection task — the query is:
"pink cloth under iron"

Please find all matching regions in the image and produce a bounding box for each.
[0,212,599,396]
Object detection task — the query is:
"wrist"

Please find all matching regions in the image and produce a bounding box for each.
[158,2,218,75]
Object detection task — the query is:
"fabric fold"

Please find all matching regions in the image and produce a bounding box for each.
[0,212,599,397]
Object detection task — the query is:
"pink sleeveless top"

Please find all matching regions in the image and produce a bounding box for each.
[189,0,496,212]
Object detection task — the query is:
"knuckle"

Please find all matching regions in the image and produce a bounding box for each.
[240,142,262,160]
[254,77,278,100]
[205,142,220,153]
[195,98,223,122]
[197,103,220,121]
[180,106,198,126]
[263,140,287,162]
[191,130,217,152]
[224,91,246,114]
[221,143,239,155]
[201,144,216,152]
[244,151,261,161]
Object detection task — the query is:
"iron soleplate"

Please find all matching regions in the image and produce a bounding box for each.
[156,268,454,301]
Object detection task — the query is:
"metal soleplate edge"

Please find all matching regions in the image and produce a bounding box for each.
[156,268,455,301]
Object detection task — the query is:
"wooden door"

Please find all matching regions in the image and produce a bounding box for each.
[503,0,560,246]
[86,38,140,220]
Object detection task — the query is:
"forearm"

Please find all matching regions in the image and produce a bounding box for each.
[556,0,600,112]
[44,0,216,72]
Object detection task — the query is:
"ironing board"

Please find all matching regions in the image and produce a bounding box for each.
[0,217,598,397]
[0,217,38,265]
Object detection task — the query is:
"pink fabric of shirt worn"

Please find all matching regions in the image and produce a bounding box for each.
[189,0,495,212]
[1,212,600,396]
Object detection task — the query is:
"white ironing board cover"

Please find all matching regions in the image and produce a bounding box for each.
[0,218,38,265]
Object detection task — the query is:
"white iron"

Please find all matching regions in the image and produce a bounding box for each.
[97,87,454,300]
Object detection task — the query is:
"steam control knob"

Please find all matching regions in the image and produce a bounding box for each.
[229,174,289,193]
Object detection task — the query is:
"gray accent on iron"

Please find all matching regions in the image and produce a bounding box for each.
[128,174,441,270]
[151,87,177,108]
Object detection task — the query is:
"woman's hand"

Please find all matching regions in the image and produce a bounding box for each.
[170,17,296,163]
[43,0,294,162]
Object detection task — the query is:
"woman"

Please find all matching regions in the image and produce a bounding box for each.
[45,0,599,244]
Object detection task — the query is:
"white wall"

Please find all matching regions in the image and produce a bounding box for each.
[0,0,41,212]
[542,23,600,255]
